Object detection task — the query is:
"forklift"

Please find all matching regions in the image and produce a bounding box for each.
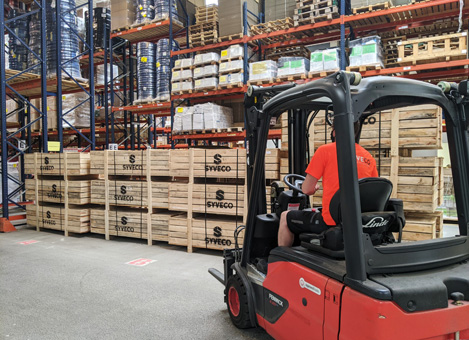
[209,72,469,339]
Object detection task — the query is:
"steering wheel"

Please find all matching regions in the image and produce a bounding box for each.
[284,174,306,194]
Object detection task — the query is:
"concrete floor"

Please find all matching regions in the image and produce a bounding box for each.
[0,226,273,340]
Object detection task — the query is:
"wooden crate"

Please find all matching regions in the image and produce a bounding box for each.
[168,214,189,246]
[90,150,170,177]
[192,215,244,250]
[25,179,91,204]
[193,149,246,179]
[151,211,176,242]
[152,182,170,209]
[397,32,468,66]
[169,149,190,177]
[90,207,148,239]
[169,183,245,216]
[397,211,444,241]
[312,105,442,150]
[26,204,90,233]
[24,152,90,176]
[265,148,282,180]
[91,180,148,208]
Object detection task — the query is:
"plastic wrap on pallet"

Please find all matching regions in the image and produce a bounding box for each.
[181,107,194,131]
[193,111,204,130]
[0,162,20,203]
[172,69,193,82]
[219,60,244,73]
[194,77,218,90]
[349,36,384,67]
[62,93,90,128]
[193,64,219,79]
[8,6,29,71]
[249,60,277,81]
[277,57,310,77]
[154,0,179,22]
[310,51,324,72]
[219,73,243,85]
[137,41,156,100]
[174,57,193,69]
[194,52,220,66]
[96,64,119,85]
[136,0,155,24]
[323,48,340,71]
[156,38,178,101]
[198,103,233,130]
[220,44,244,61]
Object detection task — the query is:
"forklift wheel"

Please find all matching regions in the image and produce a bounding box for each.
[226,275,253,329]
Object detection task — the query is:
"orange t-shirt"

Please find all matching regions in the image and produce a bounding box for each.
[306,142,378,226]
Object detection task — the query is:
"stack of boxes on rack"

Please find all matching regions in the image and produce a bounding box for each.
[25,153,95,235]
[218,45,245,89]
[193,52,220,91]
[171,57,194,95]
[89,150,181,243]
[189,5,219,48]
[308,105,444,241]
[173,103,234,133]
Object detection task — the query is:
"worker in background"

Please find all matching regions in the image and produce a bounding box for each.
[278,121,378,247]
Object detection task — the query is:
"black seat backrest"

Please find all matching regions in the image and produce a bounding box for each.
[329,177,393,224]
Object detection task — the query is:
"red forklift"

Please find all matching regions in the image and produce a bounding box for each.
[209,72,469,339]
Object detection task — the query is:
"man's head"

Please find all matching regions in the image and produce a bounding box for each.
[330,120,361,142]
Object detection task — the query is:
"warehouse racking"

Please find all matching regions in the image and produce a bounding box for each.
[2,0,468,223]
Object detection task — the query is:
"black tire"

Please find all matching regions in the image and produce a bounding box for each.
[225,274,253,329]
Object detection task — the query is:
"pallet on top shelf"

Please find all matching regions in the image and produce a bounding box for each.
[397,32,468,66]
[249,18,298,44]
[293,5,339,26]
[352,1,393,15]
[195,5,218,24]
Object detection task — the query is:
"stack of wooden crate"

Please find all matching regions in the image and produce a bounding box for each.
[88,149,183,244]
[309,104,444,241]
[168,149,247,252]
[24,152,94,235]
[189,5,219,47]
[293,0,340,26]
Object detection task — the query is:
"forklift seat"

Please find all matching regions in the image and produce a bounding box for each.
[300,177,405,258]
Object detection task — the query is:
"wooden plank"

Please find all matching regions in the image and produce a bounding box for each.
[27,204,90,233]
[192,216,244,250]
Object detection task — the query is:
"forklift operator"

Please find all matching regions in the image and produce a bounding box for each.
[278,121,379,247]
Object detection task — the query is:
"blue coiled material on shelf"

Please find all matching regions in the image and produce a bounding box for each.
[136,0,155,23]
[8,6,29,71]
[137,41,156,100]
[156,38,178,101]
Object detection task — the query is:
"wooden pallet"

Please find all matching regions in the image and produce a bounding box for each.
[112,25,130,33]
[397,32,468,66]
[275,73,308,82]
[293,6,339,24]
[247,78,275,85]
[189,20,219,34]
[266,45,311,61]
[193,85,218,92]
[250,18,296,44]
[346,64,383,72]
[132,98,161,105]
[218,82,244,90]
[296,0,337,8]
[352,1,393,15]
[195,12,218,24]
[296,0,336,13]
[218,33,244,43]
[171,89,193,95]
[308,69,340,78]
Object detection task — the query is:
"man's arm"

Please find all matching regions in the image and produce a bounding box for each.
[302,174,320,195]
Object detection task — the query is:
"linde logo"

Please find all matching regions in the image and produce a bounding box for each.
[40,156,54,170]
[364,216,389,228]
[123,154,143,170]
[114,185,134,201]
[205,226,232,246]
[205,154,232,172]
[206,190,234,209]
[115,216,134,232]
[269,293,283,307]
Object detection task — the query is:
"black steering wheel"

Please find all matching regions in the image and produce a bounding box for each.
[284,174,306,194]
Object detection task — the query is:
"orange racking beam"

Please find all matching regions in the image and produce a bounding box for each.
[172,86,248,100]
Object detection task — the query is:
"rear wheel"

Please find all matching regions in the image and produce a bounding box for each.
[225,275,253,329]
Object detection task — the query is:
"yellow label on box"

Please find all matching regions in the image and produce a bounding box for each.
[139,5,143,9]
[194,68,201,74]
[219,75,227,82]
[62,95,66,100]
[177,107,184,113]
[220,63,227,70]
[156,62,161,68]
[173,71,180,77]
[143,13,146,17]
[47,106,50,111]
[221,50,228,57]
[175,60,181,67]
[141,57,147,62]
[48,141,61,152]
[195,80,201,86]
